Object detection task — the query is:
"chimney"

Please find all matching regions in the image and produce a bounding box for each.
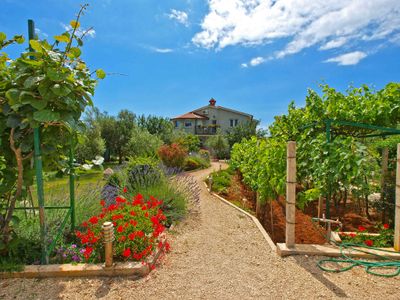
[209,98,216,106]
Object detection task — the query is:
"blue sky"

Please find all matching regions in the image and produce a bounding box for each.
[1,0,400,127]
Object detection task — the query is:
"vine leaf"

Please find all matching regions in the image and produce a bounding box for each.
[33,110,60,122]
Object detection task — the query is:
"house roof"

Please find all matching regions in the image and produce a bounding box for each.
[171,111,209,120]
[194,105,253,119]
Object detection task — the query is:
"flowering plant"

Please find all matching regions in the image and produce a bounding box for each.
[54,243,85,264]
[76,193,169,263]
[339,223,394,247]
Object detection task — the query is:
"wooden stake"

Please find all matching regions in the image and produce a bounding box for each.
[286,141,296,248]
[381,147,389,222]
[394,144,400,251]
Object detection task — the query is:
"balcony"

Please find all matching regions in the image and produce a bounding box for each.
[195,125,220,135]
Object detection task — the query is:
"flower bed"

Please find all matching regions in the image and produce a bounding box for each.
[337,224,394,248]
[54,192,170,268]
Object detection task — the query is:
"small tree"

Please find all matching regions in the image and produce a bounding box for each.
[173,132,201,152]
[226,119,266,147]
[0,5,105,244]
[205,132,230,159]
[127,126,163,158]
[75,122,105,163]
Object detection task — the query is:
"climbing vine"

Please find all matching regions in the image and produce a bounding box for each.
[231,83,400,218]
[0,4,105,246]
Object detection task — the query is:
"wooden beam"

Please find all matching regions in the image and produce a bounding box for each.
[394,144,400,251]
[286,141,296,248]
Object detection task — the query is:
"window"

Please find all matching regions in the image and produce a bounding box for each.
[212,120,217,125]
[230,119,239,127]
[185,121,192,127]
[174,121,179,127]
[235,119,239,126]
[230,119,234,127]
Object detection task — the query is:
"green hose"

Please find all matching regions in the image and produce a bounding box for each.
[317,242,400,277]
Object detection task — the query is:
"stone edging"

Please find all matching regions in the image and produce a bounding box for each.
[0,240,166,279]
[204,182,277,252]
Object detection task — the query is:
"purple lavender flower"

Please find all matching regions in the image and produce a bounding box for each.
[71,244,77,249]
[62,253,67,258]
[72,255,80,262]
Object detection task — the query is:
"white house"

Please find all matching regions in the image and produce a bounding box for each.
[171,98,253,136]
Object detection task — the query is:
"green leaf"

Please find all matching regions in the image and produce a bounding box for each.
[24,75,44,89]
[33,110,60,122]
[69,47,81,58]
[54,35,70,43]
[14,35,24,44]
[51,83,71,96]
[20,59,43,66]
[5,89,20,105]
[6,116,21,128]
[47,68,68,82]
[96,69,106,79]
[29,40,42,52]
[0,32,6,42]
[19,91,36,102]
[30,99,48,110]
[70,20,80,29]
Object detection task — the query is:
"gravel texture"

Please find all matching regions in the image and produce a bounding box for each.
[1,162,399,299]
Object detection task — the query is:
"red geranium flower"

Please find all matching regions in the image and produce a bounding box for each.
[383,223,390,229]
[358,225,366,232]
[117,225,124,233]
[89,216,98,224]
[130,211,136,216]
[364,239,373,247]
[123,187,128,193]
[128,233,135,241]
[122,248,131,258]
[100,200,106,207]
[82,221,88,228]
[83,246,93,260]
[116,196,126,203]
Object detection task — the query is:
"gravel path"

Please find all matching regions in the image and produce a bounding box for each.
[1,162,399,299]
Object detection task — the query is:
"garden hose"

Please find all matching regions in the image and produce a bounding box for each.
[310,219,400,277]
[317,242,400,277]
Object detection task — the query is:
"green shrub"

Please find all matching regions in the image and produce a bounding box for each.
[184,155,211,171]
[210,168,234,193]
[135,180,187,226]
[199,149,210,161]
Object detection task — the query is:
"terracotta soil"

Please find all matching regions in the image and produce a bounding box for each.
[223,171,378,245]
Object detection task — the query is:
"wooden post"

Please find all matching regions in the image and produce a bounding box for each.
[381,147,389,222]
[256,192,266,223]
[286,141,296,248]
[102,222,114,268]
[394,144,400,251]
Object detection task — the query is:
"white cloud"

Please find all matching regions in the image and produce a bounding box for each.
[152,47,174,53]
[249,56,265,66]
[168,9,189,27]
[193,0,400,66]
[324,51,367,65]
[35,28,48,38]
[61,23,96,38]
[319,38,347,50]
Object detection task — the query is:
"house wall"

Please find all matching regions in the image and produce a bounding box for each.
[192,106,252,133]
[173,119,196,134]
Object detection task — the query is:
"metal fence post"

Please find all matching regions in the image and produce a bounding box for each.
[69,136,75,231]
[29,19,48,264]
